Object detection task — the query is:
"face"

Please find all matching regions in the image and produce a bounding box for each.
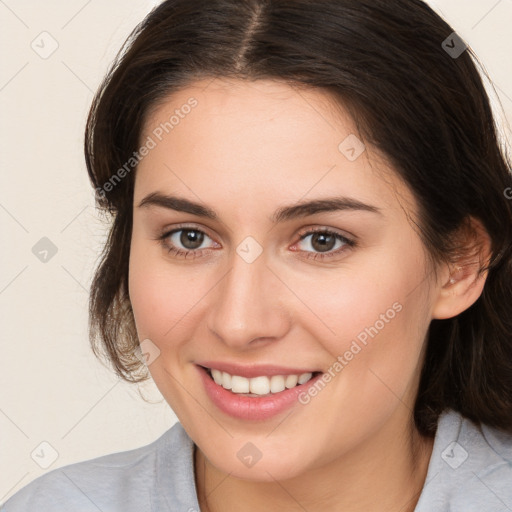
[129,78,438,481]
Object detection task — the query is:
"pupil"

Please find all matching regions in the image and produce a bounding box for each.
[312,233,335,252]
[180,230,204,249]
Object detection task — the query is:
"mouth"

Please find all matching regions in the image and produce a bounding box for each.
[197,363,324,420]
[201,366,322,397]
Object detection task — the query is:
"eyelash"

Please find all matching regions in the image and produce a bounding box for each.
[156,225,356,261]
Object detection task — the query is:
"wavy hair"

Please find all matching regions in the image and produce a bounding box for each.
[85,0,512,435]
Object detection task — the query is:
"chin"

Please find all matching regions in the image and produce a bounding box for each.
[200,437,315,482]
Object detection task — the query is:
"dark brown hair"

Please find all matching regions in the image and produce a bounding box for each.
[85,0,512,436]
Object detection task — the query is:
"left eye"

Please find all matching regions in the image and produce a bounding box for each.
[297,230,351,253]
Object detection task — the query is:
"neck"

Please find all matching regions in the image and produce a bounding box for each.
[194,411,435,512]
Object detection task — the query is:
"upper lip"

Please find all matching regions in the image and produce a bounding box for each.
[197,361,321,378]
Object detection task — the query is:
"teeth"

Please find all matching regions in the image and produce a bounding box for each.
[285,374,298,388]
[231,375,250,393]
[270,375,285,393]
[208,369,315,395]
[298,372,313,385]
[250,376,270,395]
[211,368,223,385]
[221,371,232,389]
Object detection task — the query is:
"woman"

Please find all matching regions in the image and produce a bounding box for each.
[2,0,511,510]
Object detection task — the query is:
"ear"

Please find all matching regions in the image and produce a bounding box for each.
[432,217,492,320]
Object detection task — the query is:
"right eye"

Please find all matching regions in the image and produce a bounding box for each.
[157,226,220,258]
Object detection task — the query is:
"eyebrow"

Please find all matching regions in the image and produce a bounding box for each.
[137,192,382,222]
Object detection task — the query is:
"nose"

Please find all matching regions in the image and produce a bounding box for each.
[206,249,291,350]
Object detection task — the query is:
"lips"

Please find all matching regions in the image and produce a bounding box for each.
[196,361,322,378]
[196,363,324,420]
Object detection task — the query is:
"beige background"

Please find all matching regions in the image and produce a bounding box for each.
[1,0,511,502]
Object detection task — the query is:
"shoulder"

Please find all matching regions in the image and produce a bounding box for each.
[454,412,512,510]
[1,421,197,512]
[415,409,512,512]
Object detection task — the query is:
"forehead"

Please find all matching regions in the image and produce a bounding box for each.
[135,78,414,216]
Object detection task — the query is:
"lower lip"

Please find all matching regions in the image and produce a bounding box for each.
[197,365,323,421]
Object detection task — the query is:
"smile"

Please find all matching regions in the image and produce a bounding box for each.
[207,367,317,396]
[197,364,324,420]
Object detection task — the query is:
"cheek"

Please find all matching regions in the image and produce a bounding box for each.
[321,282,429,426]
[127,240,212,413]
[284,247,430,401]
[129,258,206,342]
[128,235,229,385]
[280,251,419,350]
[128,234,197,342]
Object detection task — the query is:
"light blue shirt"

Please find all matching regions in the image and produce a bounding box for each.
[2,408,511,511]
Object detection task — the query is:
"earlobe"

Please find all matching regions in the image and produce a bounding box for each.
[431,218,492,320]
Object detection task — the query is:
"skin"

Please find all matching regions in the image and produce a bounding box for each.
[128,78,490,512]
